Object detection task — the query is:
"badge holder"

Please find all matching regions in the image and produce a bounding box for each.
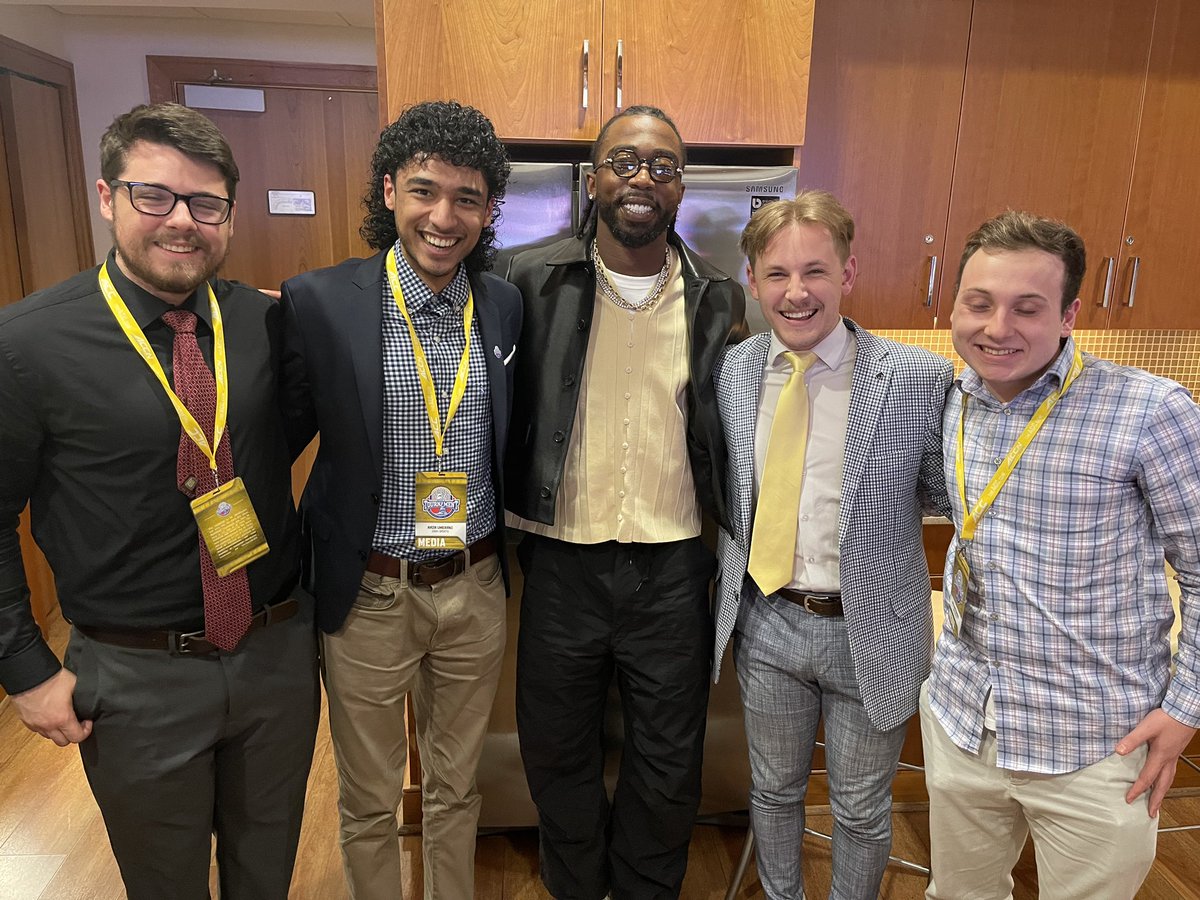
[945,543,971,639]
[415,471,468,551]
[191,476,270,576]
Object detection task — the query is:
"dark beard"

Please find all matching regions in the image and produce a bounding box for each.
[597,199,673,249]
[113,234,225,298]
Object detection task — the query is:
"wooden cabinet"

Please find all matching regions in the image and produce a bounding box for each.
[800,0,1200,329]
[1108,0,1200,329]
[377,0,602,141]
[375,0,815,146]
[943,0,1200,329]
[799,0,971,329]
[941,0,1154,330]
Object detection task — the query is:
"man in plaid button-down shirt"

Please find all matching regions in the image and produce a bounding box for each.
[922,210,1200,900]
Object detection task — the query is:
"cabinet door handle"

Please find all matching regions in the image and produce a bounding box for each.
[1125,256,1141,307]
[581,40,589,110]
[1100,256,1115,308]
[616,39,624,110]
[924,255,938,308]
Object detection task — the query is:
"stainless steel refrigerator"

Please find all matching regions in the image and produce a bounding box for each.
[495,161,798,334]
[477,160,797,829]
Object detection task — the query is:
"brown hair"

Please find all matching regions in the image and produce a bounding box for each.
[740,190,855,266]
[955,210,1086,312]
[100,103,239,199]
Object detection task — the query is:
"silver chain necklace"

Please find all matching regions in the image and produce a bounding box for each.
[591,239,673,313]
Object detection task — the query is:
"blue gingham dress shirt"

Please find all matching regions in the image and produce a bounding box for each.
[372,242,495,561]
[928,337,1200,774]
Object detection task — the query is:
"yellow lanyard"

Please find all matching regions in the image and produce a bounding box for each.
[956,347,1084,542]
[385,248,474,460]
[99,262,228,475]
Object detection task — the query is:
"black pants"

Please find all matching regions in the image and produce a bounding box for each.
[67,595,320,900]
[516,535,715,900]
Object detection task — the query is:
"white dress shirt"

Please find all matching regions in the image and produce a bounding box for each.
[753,320,855,592]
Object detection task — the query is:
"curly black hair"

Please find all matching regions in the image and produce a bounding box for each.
[360,101,511,273]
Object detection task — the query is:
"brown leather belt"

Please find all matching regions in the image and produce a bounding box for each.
[75,597,300,656]
[776,589,844,617]
[366,532,498,587]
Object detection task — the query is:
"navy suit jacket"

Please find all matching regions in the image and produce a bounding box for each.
[713,319,953,730]
[279,251,522,633]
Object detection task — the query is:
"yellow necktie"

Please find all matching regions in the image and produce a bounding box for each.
[748,350,817,596]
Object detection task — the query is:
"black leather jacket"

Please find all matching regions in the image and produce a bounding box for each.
[503,231,748,532]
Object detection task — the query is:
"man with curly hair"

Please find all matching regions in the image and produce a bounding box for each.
[279,101,521,900]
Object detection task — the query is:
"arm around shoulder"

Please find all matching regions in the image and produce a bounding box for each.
[276,279,319,459]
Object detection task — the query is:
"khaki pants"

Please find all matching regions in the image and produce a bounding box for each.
[920,684,1157,900]
[322,553,506,900]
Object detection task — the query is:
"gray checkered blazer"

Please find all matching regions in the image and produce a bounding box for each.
[712,319,954,731]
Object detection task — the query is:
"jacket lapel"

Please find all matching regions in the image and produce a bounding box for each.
[349,253,386,476]
[470,273,509,459]
[839,321,891,543]
[733,334,771,545]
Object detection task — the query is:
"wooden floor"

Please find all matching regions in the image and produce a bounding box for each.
[2,610,1199,899]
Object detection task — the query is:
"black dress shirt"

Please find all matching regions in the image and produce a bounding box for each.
[0,253,300,693]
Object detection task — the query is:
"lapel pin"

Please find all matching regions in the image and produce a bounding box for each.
[493,345,502,359]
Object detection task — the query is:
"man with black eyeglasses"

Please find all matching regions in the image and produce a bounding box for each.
[505,105,746,899]
[0,103,316,900]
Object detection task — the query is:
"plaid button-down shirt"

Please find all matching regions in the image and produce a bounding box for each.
[928,338,1200,774]
[372,242,495,561]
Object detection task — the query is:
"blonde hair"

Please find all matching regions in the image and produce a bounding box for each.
[740,190,855,265]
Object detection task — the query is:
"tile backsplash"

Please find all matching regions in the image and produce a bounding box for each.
[876,330,1200,398]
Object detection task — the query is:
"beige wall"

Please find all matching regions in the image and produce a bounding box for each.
[0,7,375,262]
[0,5,68,57]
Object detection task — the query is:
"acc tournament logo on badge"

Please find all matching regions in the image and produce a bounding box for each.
[422,486,460,519]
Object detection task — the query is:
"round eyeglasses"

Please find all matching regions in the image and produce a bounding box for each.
[600,150,683,184]
[111,180,233,225]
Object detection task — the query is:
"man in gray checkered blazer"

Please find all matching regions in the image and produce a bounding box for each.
[712,191,953,899]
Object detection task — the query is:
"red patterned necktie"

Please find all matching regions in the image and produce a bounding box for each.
[162,309,252,651]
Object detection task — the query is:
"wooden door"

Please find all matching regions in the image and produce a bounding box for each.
[376,0,603,141]
[603,0,815,146]
[150,58,378,287]
[798,0,971,328]
[0,73,90,294]
[0,122,21,306]
[941,0,1154,328]
[0,36,93,300]
[201,88,378,288]
[1109,0,1200,329]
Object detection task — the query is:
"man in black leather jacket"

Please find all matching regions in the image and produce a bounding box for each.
[504,105,747,900]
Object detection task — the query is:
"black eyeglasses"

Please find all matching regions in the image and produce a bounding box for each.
[600,149,683,184]
[111,180,233,225]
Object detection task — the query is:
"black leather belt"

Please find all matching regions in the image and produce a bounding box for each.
[366,532,498,587]
[75,597,300,656]
[776,589,844,617]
